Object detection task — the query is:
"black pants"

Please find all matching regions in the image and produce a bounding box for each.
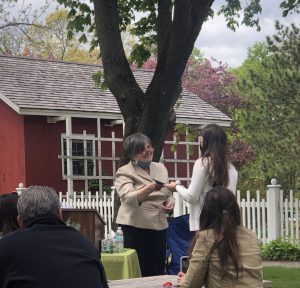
[121,225,167,277]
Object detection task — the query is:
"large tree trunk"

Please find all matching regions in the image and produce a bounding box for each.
[93,0,214,228]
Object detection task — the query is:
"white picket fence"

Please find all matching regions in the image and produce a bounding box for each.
[173,179,300,244]
[59,190,115,238]
[16,179,300,243]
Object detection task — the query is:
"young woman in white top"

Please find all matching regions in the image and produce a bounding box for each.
[165,124,238,231]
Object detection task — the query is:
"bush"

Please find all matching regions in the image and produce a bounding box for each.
[261,239,300,261]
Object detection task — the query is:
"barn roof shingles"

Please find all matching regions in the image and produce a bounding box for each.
[0,55,231,125]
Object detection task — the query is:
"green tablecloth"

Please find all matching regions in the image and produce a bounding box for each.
[101,249,142,280]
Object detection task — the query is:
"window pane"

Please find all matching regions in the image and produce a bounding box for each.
[73,160,84,175]
[62,137,94,176]
[63,139,67,155]
[72,141,84,156]
[87,160,94,175]
[87,141,93,156]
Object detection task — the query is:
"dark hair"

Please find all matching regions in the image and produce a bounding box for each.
[0,192,20,235]
[201,124,229,187]
[197,186,241,278]
[123,133,151,160]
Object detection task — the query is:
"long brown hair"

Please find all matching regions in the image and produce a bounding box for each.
[201,124,229,187]
[192,187,241,278]
[0,192,19,235]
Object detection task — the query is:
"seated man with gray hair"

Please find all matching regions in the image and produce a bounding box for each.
[0,185,108,288]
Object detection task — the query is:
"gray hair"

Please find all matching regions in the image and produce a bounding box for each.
[123,133,151,159]
[17,185,60,224]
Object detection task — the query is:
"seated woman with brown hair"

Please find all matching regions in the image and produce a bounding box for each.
[0,192,19,238]
[178,186,262,288]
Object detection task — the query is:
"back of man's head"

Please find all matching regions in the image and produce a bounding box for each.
[17,185,60,226]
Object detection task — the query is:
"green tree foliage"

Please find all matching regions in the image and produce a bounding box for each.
[234,22,300,191]
[57,0,298,165]
[54,1,298,223]
[181,51,255,169]
[25,9,75,60]
[0,4,100,63]
[0,0,50,54]
[24,9,100,62]
[0,0,49,30]
[280,0,300,16]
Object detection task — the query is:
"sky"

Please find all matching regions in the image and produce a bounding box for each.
[16,0,300,68]
[196,0,299,67]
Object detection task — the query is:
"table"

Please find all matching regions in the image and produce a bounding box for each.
[109,275,177,288]
[109,275,272,287]
[101,249,141,280]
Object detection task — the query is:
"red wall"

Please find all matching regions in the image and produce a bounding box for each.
[3,113,198,193]
[163,129,200,187]
[23,116,123,193]
[24,115,66,192]
[0,100,26,194]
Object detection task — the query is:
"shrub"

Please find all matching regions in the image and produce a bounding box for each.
[261,239,300,261]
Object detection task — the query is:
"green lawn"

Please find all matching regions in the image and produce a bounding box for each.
[263,267,300,288]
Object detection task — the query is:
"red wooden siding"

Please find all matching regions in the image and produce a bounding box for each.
[23,116,123,193]
[0,101,200,194]
[23,115,66,192]
[0,100,26,194]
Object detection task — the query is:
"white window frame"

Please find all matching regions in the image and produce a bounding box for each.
[60,133,96,180]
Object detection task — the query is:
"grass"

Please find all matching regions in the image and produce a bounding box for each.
[263,266,300,288]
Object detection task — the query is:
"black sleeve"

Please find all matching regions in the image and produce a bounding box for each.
[99,260,109,288]
[0,241,9,288]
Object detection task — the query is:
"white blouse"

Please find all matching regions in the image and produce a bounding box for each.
[176,158,238,231]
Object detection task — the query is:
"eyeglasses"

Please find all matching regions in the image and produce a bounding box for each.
[137,144,153,155]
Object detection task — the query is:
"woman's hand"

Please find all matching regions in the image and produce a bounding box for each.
[177,271,186,286]
[144,182,159,194]
[163,198,174,213]
[164,181,177,192]
[146,182,163,192]
[137,182,161,204]
[154,181,164,191]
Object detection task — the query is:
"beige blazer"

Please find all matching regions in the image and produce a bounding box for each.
[182,226,263,288]
[115,161,174,230]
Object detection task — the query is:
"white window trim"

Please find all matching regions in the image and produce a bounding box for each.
[60,133,96,180]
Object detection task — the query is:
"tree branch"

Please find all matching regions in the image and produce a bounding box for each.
[93,0,145,123]
[138,0,214,158]
[157,0,172,58]
[149,0,215,110]
[167,0,214,69]
[0,22,46,30]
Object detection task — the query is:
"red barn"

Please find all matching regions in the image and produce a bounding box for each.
[0,55,231,194]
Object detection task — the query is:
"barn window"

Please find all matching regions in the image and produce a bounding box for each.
[61,136,95,177]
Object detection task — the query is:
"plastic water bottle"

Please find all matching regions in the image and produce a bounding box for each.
[106,235,114,254]
[114,227,124,253]
[101,239,108,253]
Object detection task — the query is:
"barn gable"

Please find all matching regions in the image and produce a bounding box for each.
[0,55,231,194]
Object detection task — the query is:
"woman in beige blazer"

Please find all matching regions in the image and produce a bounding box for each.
[115,133,174,277]
[178,187,262,288]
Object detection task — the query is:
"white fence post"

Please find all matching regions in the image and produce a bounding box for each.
[19,180,300,243]
[267,178,281,241]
